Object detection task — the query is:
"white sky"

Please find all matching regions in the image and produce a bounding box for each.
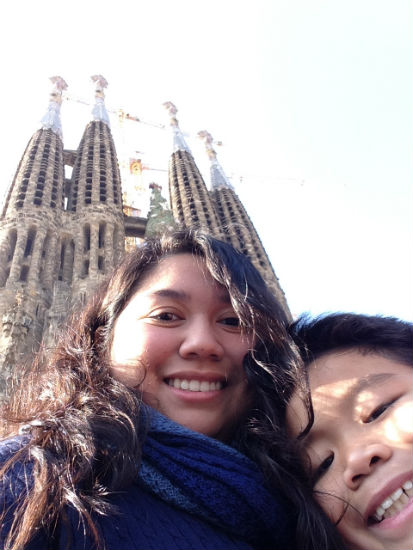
[0,0,411,321]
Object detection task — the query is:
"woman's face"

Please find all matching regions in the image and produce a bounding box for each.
[287,350,413,550]
[110,253,254,441]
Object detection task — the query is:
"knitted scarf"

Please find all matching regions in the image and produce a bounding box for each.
[139,407,295,549]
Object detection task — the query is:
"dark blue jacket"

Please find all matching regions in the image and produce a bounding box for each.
[1,422,295,550]
[0,437,253,550]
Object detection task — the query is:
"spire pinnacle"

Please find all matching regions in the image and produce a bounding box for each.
[163,101,191,153]
[198,130,233,190]
[40,76,68,138]
[91,74,110,127]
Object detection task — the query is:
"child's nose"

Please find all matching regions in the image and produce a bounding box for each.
[343,441,392,489]
[179,320,224,361]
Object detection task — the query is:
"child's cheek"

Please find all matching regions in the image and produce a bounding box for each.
[387,400,413,442]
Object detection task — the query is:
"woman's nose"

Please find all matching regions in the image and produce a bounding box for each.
[179,320,224,361]
[343,441,392,489]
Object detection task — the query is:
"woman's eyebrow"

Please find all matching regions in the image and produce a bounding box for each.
[149,288,231,304]
[150,289,189,300]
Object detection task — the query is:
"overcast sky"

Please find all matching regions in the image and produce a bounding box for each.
[1,0,411,321]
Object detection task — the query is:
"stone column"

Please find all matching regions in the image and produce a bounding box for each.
[62,239,74,282]
[72,234,84,282]
[105,221,114,271]
[8,230,26,282]
[28,228,46,283]
[42,233,58,288]
[89,222,99,276]
[0,231,11,287]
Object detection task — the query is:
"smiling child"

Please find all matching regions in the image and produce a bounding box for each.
[287,313,413,550]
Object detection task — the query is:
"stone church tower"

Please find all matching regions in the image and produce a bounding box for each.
[0,76,69,393]
[198,131,290,314]
[0,77,290,397]
[163,102,221,235]
[163,104,289,315]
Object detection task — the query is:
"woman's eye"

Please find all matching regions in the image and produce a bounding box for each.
[313,454,334,483]
[150,312,179,322]
[366,399,396,423]
[219,317,241,327]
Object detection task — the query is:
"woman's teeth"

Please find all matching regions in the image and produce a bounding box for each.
[167,378,223,392]
[373,480,413,522]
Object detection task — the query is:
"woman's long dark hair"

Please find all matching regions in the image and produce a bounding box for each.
[1,229,345,549]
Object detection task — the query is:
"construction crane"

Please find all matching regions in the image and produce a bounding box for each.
[63,92,166,130]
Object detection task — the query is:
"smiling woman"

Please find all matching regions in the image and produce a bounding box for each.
[109,253,254,441]
[0,229,345,550]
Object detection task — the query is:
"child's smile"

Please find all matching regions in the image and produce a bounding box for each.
[287,350,413,550]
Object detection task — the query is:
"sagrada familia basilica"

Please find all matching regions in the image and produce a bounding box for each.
[0,75,290,397]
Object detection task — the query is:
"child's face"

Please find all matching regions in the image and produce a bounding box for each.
[287,350,413,550]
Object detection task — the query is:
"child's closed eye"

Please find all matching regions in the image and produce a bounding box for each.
[313,453,334,484]
[365,398,398,423]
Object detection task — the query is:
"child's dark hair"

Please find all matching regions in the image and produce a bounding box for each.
[290,312,413,369]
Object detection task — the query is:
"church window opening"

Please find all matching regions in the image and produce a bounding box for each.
[19,265,29,282]
[7,230,17,262]
[83,225,91,252]
[39,232,50,283]
[98,255,104,272]
[58,243,65,281]
[24,228,36,257]
[98,223,106,248]
[81,260,89,278]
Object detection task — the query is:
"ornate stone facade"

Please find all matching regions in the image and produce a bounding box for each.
[0,78,290,398]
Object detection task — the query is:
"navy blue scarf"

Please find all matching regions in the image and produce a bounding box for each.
[139,408,295,549]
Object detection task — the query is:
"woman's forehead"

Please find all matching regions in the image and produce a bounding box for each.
[131,253,229,299]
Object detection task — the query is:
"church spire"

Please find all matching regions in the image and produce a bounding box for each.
[163,103,221,234]
[200,130,291,318]
[91,74,110,127]
[163,101,191,153]
[198,130,233,190]
[40,76,67,139]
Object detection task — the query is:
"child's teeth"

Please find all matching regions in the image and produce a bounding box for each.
[374,479,413,521]
[390,488,403,501]
[375,505,385,518]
